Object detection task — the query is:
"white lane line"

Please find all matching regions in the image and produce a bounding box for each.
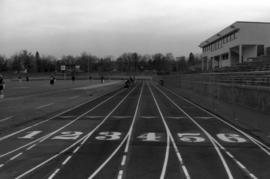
[193,116,215,120]
[0,164,4,168]
[165,87,270,155]
[15,87,136,179]
[154,84,232,179]
[88,84,143,179]
[59,115,76,119]
[36,103,54,110]
[117,170,124,179]
[0,90,124,159]
[68,96,79,100]
[26,144,37,151]
[167,116,187,119]
[112,116,132,119]
[121,155,127,166]
[62,156,72,165]
[0,116,14,122]
[85,116,104,119]
[149,84,190,179]
[10,152,23,161]
[48,168,60,179]
[140,116,157,119]
[73,146,80,154]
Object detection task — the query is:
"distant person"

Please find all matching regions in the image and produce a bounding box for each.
[124,79,130,88]
[50,75,55,85]
[101,76,104,83]
[159,80,164,86]
[71,75,75,83]
[89,75,92,80]
[0,74,5,99]
[18,75,22,83]
[26,76,29,82]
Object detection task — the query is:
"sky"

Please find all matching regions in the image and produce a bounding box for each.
[1,0,270,58]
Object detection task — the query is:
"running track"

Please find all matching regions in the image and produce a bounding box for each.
[0,81,269,179]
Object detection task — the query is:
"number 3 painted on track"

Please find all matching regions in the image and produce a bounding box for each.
[95,132,122,140]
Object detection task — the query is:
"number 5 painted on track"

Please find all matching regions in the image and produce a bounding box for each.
[178,133,205,142]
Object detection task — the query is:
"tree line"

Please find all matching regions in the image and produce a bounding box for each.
[0,50,201,74]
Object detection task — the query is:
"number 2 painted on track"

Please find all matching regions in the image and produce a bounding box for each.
[52,131,83,140]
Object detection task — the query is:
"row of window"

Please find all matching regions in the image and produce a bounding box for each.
[202,31,238,52]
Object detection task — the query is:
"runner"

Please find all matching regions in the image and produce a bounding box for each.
[0,74,5,99]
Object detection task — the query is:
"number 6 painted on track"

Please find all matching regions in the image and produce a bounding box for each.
[217,133,247,143]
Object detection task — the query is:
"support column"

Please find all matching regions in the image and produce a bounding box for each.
[239,45,242,64]
[229,50,232,66]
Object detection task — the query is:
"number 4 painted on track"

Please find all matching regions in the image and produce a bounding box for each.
[137,132,162,142]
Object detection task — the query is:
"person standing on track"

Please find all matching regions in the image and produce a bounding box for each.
[0,74,5,99]
[50,74,55,86]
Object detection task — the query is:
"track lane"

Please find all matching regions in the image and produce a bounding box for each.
[122,83,169,179]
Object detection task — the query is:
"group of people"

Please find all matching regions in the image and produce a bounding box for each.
[124,77,135,88]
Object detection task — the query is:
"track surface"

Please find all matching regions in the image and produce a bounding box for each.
[0,81,269,179]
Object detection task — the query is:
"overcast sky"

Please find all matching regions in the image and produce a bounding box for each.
[1,0,270,58]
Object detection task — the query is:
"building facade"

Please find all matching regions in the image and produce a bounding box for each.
[199,21,270,71]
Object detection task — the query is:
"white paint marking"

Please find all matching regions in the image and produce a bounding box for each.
[194,116,215,120]
[167,116,187,119]
[68,96,79,100]
[48,168,60,179]
[73,146,80,154]
[36,103,54,110]
[0,164,4,168]
[112,116,132,119]
[140,116,157,119]
[117,170,124,179]
[26,144,37,151]
[59,115,76,119]
[62,156,72,165]
[121,155,127,166]
[0,116,14,122]
[85,116,104,119]
[10,152,23,161]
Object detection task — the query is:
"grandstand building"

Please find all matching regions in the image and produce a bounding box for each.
[199,21,270,71]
